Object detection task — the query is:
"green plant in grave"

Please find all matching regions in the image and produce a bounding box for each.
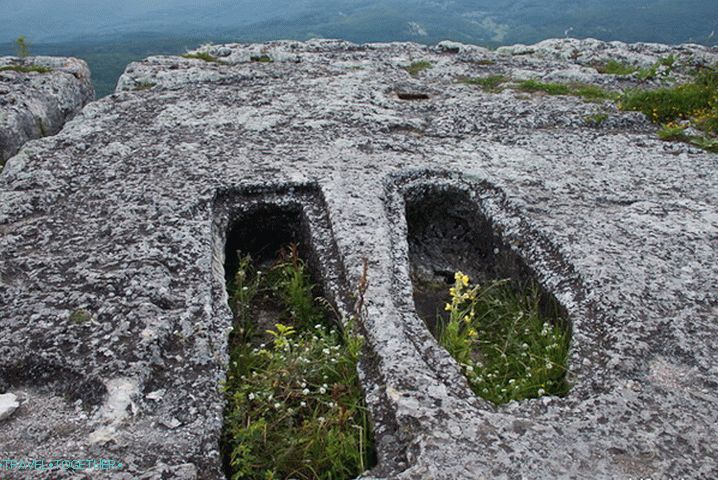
[223,245,374,480]
[437,272,570,404]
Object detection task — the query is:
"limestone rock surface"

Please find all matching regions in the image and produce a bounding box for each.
[0,392,19,421]
[0,56,94,165]
[1,38,717,479]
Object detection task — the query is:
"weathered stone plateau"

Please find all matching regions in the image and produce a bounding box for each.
[0,38,717,479]
[0,56,94,165]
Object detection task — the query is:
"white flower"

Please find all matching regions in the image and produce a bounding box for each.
[319,387,327,394]
[300,401,307,407]
[508,379,515,385]
[315,324,322,329]
[248,393,255,400]
[318,417,325,423]
[302,388,310,395]
[322,348,331,355]
[537,388,546,396]
[274,402,281,409]
[546,362,553,370]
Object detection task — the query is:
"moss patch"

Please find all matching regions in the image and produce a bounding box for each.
[0,65,52,74]
[404,60,433,76]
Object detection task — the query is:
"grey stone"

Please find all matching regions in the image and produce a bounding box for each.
[0,37,717,479]
[0,56,94,165]
[0,392,19,421]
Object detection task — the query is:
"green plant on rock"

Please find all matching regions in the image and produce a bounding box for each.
[70,309,92,324]
[182,51,221,63]
[437,272,570,404]
[222,244,374,480]
[619,67,718,152]
[460,74,507,92]
[404,60,432,76]
[583,113,609,127]
[637,55,677,81]
[595,60,638,76]
[134,81,156,91]
[516,80,618,102]
[657,123,690,141]
[517,79,570,95]
[0,65,52,74]
[15,36,30,58]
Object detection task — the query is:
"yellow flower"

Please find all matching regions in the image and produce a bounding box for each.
[444,303,452,311]
[460,273,470,286]
[449,287,456,297]
[468,329,478,337]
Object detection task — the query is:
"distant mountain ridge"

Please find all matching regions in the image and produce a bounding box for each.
[2,0,716,46]
[1,0,715,97]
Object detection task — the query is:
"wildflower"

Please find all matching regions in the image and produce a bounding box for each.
[444,303,452,311]
[319,386,327,394]
[300,401,307,407]
[274,402,281,409]
[537,388,546,396]
[546,362,553,370]
[248,393,255,400]
[302,388,310,395]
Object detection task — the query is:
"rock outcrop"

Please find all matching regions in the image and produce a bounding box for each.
[0,56,94,165]
[0,38,717,479]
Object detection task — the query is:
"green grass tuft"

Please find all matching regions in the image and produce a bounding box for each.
[134,81,156,91]
[404,60,433,76]
[657,124,690,141]
[70,309,92,324]
[595,60,638,76]
[0,64,52,74]
[619,67,718,153]
[584,113,609,126]
[222,245,374,479]
[181,51,221,63]
[460,74,507,92]
[516,80,618,101]
[517,79,570,95]
[437,273,570,404]
[636,55,677,81]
